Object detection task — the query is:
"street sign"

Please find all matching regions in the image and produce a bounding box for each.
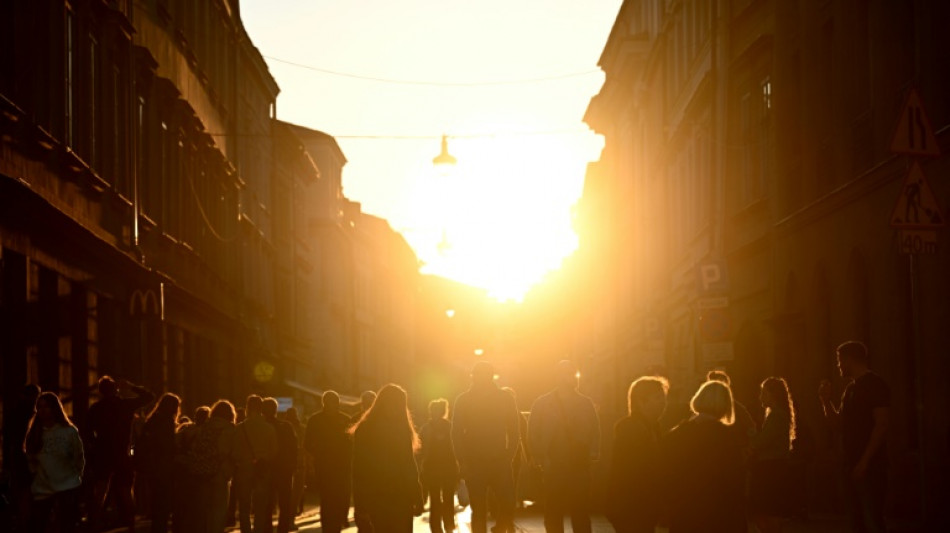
[697,262,730,293]
[890,89,940,157]
[890,163,944,229]
[697,296,730,309]
[276,397,293,412]
[697,297,731,343]
[699,308,731,342]
[702,342,734,363]
[899,230,938,255]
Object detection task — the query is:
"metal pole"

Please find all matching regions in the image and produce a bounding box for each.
[908,252,927,525]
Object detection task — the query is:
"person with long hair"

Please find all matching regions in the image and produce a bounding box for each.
[660,380,745,533]
[201,399,238,533]
[606,376,669,533]
[351,384,423,532]
[23,391,85,533]
[138,393,181,533]
[748,377,796,533]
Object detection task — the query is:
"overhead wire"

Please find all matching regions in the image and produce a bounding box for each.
[262,55,603,87]
[207,127,596,140]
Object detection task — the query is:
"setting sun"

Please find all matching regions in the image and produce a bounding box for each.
[406,127,602,301]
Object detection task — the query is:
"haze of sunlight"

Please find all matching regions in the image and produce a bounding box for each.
[240,0,620,301]
[417,128,604,301]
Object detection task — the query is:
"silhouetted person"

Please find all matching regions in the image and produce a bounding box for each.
[172,405,209,533]
[177,406,211,451]
[24,392,85,533]
[226,407,247,528]
[137,393,182,533]
[262,398,297,533]
[748,377,797,533]
[351,384,423,533]
[528,360,600,533]
[84,376,154,533]
[819,341,890,533]
[419,398,459,533]
[452,362,521,533]
[280,406,307,517]
[707,370,757,445]
[233,395,277,533]
[3,383,40,531]
[353,391,377,425]
[500,387,529,512]
[304,391,353,533]
[660,380,745,533]
[197,400,237,533]
[606,376,669,533]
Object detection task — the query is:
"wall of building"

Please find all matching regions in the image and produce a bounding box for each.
[575,0,950,523]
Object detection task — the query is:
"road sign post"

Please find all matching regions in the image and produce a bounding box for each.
[889,87,941,526]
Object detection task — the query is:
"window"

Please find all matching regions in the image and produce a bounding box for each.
[110,65,123,190]
[738,77,772,205]
[66,9,75,147]
[86,292,99,390]
[88,35,99,168]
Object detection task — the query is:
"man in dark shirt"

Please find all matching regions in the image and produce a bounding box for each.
[84,376,154,533]
[304,391,353,533]
[452,361,521,533]
[819,340,890,533]
[263,398,298,533]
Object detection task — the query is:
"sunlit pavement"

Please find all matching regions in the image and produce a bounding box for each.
[293,505,850,533]
[103,501,851,533]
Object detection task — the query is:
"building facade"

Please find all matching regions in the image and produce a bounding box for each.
[0,0,375,438]
[577,0,950,523]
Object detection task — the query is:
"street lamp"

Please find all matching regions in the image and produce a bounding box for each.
[432,134,457,169]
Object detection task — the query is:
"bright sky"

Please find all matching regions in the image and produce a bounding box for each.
[241,0,620,300]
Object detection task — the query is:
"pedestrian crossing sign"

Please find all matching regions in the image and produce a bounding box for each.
[890,162,944,228]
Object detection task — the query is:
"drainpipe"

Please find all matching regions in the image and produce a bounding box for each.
[710,0,724,257]
[129,5,143,263]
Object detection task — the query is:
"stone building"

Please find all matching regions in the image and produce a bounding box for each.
[576,0,950,523]
[0,0,300,432]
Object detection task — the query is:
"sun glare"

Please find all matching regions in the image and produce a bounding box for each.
[410,126,600,301]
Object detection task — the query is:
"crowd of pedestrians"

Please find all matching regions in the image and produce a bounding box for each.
[0,340,889,533]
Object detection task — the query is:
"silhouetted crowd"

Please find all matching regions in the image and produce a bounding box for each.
[0,340,889,533]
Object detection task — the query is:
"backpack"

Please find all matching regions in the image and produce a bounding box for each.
[179,424,222,478]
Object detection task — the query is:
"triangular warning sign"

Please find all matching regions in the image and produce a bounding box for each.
[890,89,940,156]
[890,163,944,228]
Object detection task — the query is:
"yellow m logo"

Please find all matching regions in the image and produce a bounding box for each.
[129,289,160,317]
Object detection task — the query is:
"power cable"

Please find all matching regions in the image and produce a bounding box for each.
[207,127,594,139]
[263,55,602,87]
